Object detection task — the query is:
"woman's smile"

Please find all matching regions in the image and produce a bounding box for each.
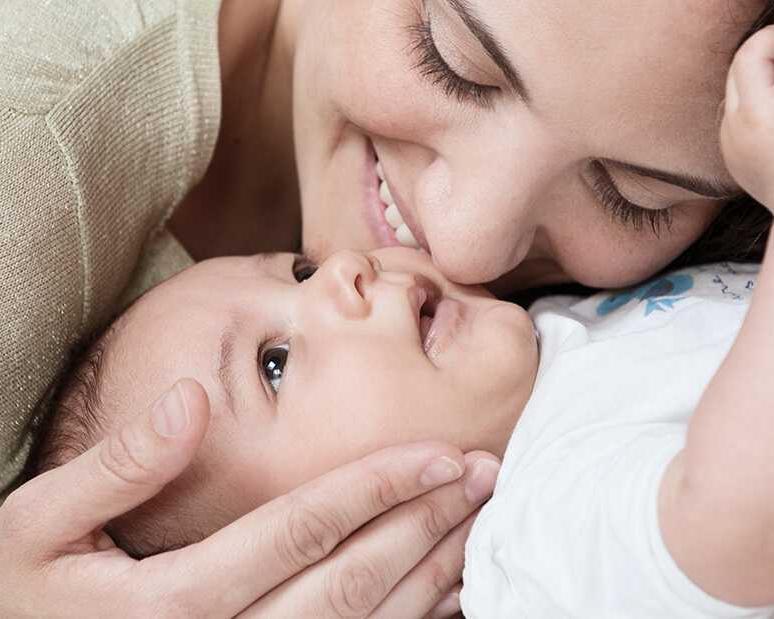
[364,138,431,253]
[374,146,429,252]
[363,140,401,249]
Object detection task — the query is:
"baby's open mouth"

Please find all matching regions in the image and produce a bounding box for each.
[413,279,465,361]
[419,295,437,351]
[422,298,465,361]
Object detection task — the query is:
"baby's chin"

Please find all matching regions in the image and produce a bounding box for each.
[441,302,537,458]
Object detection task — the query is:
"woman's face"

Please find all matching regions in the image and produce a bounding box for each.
[291,0,761,289]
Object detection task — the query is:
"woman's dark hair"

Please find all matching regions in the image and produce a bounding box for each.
[674,0,774,268]
[744,2,774,41]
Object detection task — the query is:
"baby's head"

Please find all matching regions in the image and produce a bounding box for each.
[30,247,538,557]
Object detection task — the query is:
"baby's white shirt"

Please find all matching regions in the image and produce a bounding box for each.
[461,263,774,619]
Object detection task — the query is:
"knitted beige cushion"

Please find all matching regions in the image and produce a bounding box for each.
[0,0,222,495]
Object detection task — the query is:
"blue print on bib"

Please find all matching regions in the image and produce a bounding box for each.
[597,274,694,317]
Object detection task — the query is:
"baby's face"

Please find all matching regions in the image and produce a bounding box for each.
[105,248,537,528]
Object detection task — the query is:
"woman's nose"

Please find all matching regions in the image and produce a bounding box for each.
[315,250,378,319]
[420,115,563,284]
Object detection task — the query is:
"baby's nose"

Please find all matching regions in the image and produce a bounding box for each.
[316,250,377,319]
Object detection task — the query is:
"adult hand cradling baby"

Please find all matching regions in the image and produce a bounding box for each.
[0,379,497,617]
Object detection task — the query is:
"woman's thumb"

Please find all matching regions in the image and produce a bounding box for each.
[14,379,210,549]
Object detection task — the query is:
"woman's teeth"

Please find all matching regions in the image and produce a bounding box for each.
[376,161,420,249]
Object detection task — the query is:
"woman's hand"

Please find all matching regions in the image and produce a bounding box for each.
[721,24,774,210]
[0,379,495,618]
[234,451,496,619]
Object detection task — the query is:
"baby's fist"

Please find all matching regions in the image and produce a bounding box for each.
[721,25,774,211]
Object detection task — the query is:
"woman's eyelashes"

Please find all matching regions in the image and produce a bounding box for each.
[293,255,319,283]
[588,161,674,236]
[407,13,498,108]
[261,344,289,394]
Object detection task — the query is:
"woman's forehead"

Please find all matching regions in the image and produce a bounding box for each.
[484,0,758,106]
[485,0,761,42]
[481,0,760,173]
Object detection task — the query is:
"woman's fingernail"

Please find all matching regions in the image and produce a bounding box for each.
[421,456,464,487]
[152,382,190,437]
[465,459,500,503]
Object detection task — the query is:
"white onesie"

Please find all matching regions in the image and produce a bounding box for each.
[461,263,774,619]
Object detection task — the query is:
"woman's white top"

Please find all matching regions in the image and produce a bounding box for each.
[462,263,774,618]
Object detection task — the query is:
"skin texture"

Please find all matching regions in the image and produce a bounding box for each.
[175,0,763,291]
[96,248,536,543]
[5,2,772,616]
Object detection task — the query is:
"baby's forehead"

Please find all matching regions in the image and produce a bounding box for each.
[102,296,218,411]
[191,253,297,279]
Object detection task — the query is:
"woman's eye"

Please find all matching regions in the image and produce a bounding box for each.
[588,161,674,236]
[293,255,319,283]
[261,344,289,394]
[407,13,498,108]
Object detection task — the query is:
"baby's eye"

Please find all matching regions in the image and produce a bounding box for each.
[293,255,319,283]
[261,344,289,394]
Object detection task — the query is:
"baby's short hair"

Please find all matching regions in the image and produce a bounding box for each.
[27,326,113,476]
[25,311,199,559]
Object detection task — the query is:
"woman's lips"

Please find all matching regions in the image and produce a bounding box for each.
[382,170,430,254]
[363,140,401,248]
[366,138,431,253]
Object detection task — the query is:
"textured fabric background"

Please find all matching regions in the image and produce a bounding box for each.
[0,0,222,495]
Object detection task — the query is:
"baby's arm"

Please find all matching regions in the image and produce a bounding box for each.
[660,25,774,607]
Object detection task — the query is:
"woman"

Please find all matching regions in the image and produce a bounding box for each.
[1,0,771,616]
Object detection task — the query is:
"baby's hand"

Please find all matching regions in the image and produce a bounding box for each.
[721,25,774,211]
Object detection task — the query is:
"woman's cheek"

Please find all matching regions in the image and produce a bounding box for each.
[323,13,449,141]
[553,201,722,288]
[296,0,456,153]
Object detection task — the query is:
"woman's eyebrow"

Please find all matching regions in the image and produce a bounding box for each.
[610,160,741,199]
[443,0,531,103]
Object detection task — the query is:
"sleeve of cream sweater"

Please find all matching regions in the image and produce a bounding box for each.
[0,0,222,494]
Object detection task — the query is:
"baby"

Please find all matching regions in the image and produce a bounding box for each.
[29,247,540,557]
[28,242,767,617]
